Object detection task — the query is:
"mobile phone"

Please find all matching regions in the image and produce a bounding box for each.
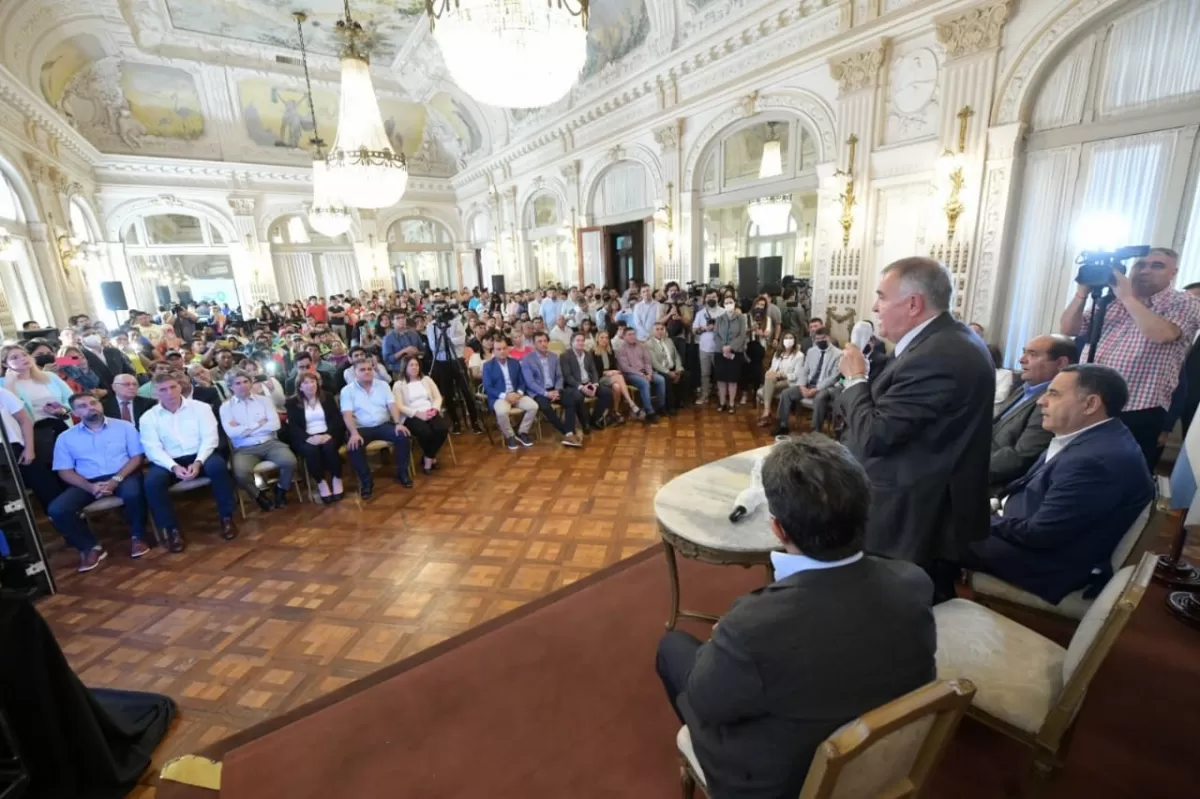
[55,356,82,367]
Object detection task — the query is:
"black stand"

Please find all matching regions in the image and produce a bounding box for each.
[1084,286,1115,364]
[432,322,492,446]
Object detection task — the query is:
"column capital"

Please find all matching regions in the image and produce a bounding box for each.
[829,39,891,97]
[936,0,1012,61]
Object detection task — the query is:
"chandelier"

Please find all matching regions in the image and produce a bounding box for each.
[425,0,590,109]
[325,1,408,209]
[294,13,352,237]
[747,123,793,236]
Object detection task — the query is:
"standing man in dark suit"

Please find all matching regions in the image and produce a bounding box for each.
[102,374,156,430]
[656,435,935,799]
[561,331,612,433]
[989,334,1078,492]
[965,365,1154,604]
[836,257,994,600]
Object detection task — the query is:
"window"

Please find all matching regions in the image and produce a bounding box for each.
[387,217,456,290]
[268,214,351,247]
[699,118,818,201]
[122,211,238,311]
[0,174,23,224]
[724,122,791,183]
[145,213,204,245]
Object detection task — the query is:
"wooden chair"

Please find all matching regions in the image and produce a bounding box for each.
[234,460,308,519]
[968,499,1155,621]
[934,552,1155,795]
[337,440,395,486]
[677,679,976,798]
[80,496,162,547]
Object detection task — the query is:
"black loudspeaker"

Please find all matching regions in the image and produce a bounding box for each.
[419,280,431,292]
[709,263,720,279]
[737,257,759,301]
[758,256,783,291]
[155,285,171,309]
[100,281,128,312]
[491,275,506,295]
[177,289,194,307]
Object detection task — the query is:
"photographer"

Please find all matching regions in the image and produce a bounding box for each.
[1060,247,1200,468]
[425,301,484,435]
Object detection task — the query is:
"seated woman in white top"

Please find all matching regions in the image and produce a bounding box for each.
[284,372,346,503]
[758,334,804,427]
[467,335,496,380]
[392,356,450,475]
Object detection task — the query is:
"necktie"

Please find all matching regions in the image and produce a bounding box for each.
[808,351,825,388]
[120,401,132,423]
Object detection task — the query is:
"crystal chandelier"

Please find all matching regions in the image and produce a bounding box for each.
[747,123,793,236]
[426,0,590,109]
[325,1,408,209]
[294,13,352,237]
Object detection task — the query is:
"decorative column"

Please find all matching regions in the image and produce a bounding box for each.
[228,196,275,309]
[930,0,1014,328]
[654,119,684,285]
[818,38,890,319]
[20,155,77,326]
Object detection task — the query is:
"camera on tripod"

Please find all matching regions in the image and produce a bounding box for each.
[431,302,458,328]
[1075,245,1151,289]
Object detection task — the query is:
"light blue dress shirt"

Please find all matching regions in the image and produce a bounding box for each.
[52,418,143,479]
[770,550,864,582]
[340,379,395,428]
[540,298,564,326]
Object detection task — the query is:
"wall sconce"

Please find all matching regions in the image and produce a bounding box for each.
[937,105,974,242]
[834,134,858,249]
[56,232,86,269]
[654,182,676,262]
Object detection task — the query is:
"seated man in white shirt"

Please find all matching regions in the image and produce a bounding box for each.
[140,373,238,551]
[220,370,297,513]
[549,315,573,347]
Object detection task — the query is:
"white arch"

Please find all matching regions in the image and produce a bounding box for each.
[377,204,463,242]
[66,193,103,241]
[517,179,570,228]
[682,90,837,193]
[462,203,494,245]
[0,149,41,225]
[383,215,456,245]
[993,0,1133,126]
[580,143,666,222]
[259,205,362,244]
[104,196,237,244]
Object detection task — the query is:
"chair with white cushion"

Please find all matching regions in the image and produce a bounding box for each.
[968,499,1154,621]
[934,552,1155,794]
[677,679,976,799]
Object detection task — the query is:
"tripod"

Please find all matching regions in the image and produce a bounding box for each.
[1083,285,1115,364]
[431,320,488,443]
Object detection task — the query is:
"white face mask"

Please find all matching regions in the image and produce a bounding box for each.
[723,303,736,312]
[782,338,795,349]
[83,335,102,349]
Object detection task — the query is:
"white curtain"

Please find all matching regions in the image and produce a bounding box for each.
[274,252,317,302]
[581,230,603,287]
[1102,0,1200,117]
[1003,148,1078,366]
[1179,170,1200,287]
[319,251,361,296]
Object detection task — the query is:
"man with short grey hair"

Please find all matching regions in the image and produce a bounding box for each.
[836,256,995,601]
[219,369,296,513]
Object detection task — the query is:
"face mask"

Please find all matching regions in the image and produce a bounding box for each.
[34,353,55,367]
[724,303,736,312]
[83,335,102,349]
[816,340,829,351]
[782,338,795,348]
[706,299,717,308]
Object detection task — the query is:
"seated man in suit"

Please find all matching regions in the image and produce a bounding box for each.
[648,322,689,415]
[989,335,1078,492]
[521,333,584,448]
[561,331,612,433]
[102,373,156,429]
[482,337,540,450]
[656,435,936,799]
[774,327,842,436]
[964,364,1154,604]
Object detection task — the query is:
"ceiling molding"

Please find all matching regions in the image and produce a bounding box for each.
[0,62,101,166]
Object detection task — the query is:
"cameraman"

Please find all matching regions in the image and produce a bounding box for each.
[1060,247,1200,467]
[425,303,483,435]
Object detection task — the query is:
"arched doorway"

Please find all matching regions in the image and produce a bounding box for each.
[121,212,238,313]
[268,214,359,302]
[585,159,656,291]
[387,218,456,291]
[523,192,573,287]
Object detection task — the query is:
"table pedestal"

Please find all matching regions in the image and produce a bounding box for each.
[661,531,772,631]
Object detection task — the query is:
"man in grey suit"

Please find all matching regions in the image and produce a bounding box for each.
[837,257,995,601]
[656,435,935,799]
[520,332,584,448]
[990,334,1078,493]
[561,332,612,433]
[774,327,842,436]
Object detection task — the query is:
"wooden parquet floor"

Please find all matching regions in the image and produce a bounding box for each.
[35,405,782,796]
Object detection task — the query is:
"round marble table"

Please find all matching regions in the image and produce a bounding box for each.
[654,445,782,629]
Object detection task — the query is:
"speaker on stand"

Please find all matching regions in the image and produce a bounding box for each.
[491,275,506,295]
[737,257,759,305]
[758,256,783,292]
[99,281,128,329]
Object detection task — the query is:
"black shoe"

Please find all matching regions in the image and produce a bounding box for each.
[471,421,485,435]
[592,418,607,431]
[716,404,727,413]
[646,413,660,424]
[397,474,414,488]
[220,518,237,541]
[452,423,463,435]
[273,485,288,508]
[506,436,519,450]
[333,492,345,503]
[581,424,591,435]
[516,433,534,447]
[253,491,273,512]
[319,494,332,505]
[360,482,374,500]
[166,529,185,553]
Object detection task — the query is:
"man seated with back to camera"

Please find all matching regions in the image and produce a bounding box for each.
[220,370,297,513]
[140,373,238,551]
[655,435,935,799]
[341,359,413,498]
[989,335,1078,493]
[520,332,584,448]
[964,364,1154,605]
[1059,247,1200,468]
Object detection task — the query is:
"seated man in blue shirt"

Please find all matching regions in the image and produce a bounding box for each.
[341,359,412,499]
[655,435,935,798]
[965,364,1155,604]
[382,312,424,377]
[50,393,149,572]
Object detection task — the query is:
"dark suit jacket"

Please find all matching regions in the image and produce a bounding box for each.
[969,419,1154,604]
[837,313,995,563]
[482,358,527,407]
[561,349,601,389]
[990,382,1052,492]
[101,395,156,429]
[284,394,346,450]
[680,558,935,799]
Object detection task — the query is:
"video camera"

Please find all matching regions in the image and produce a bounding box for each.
[430,301,459,328]
[1075,245,1151,289]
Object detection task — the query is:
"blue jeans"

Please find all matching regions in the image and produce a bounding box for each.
[48,473,147,553]
[144,454,236,529]
[347,424,412,483]
[624,372,667,414]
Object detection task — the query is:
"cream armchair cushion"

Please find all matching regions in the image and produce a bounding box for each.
[933,599,1065,734]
